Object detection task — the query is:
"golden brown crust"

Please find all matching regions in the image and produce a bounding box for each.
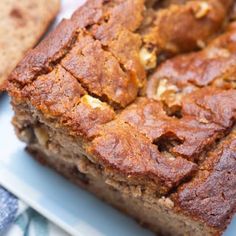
[23,65,86,117]
[118,96,225,161]
[141,0,234,58]
[182,88,236,128]
[87,121,197,194]
[18,65,115,139]
[61,31,141,107]
[175,130,236,231]
[8,0,146,108]
[147,23,236,109]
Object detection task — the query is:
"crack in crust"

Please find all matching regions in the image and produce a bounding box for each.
[147,22,236,111]
[175,129,236,230]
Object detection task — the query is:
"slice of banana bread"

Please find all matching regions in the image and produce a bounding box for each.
[7,1,236,235]
[0,0,60,89]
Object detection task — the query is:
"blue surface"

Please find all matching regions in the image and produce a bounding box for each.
[0,187,18,233]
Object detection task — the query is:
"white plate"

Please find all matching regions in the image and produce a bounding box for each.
[0,1,236,235]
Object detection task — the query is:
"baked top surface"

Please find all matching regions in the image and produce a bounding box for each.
[7,0,236,232]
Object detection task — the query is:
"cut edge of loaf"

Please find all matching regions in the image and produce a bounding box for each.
[12,102,222,236]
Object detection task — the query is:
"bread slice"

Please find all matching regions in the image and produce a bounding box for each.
[0,0,60,89]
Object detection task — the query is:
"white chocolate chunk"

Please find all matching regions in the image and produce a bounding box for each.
[81,95,104,109]
[193,2,210,19]
[140,46,157,70]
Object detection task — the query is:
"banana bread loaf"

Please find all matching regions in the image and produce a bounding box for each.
[7,0,236,235]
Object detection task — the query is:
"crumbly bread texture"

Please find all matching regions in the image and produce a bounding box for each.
[7,0,236,235]
[0,0,60,89]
